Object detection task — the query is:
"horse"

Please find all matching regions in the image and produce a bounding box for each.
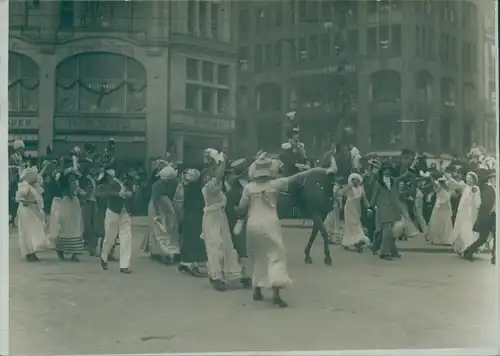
[277,147,354,266]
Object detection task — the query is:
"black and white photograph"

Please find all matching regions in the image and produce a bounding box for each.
[3,0,499,355]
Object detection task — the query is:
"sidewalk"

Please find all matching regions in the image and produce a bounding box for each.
[130,217,492,254]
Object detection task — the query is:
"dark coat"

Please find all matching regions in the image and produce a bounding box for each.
[474,183,496,232]
[370,176,403,227]
[225,179,248,257]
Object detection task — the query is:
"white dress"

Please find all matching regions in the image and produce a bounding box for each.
[16,182,50,257]
[341,185,370,247]
[447,179,481,254]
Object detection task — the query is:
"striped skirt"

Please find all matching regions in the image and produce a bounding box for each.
[55,236,85,255]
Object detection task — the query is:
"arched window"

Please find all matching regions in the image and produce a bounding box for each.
[415,70,433,103]
[369,70,401,102]
[55,52,146,114]
[8,52,39,113]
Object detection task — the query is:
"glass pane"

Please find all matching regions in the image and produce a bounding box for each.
[127,58,146,80]
[201,87,213,112]
[56,56,78,78]
[185,84,199,110]
[9,53,19,81]
[56,85,78,113]
[202,61,214,82]
[186,58,199,81]
[79,53,125,79]
[217,64,229,85]
[126,82,146,113]
[18,54,39,78]
[217,89,229,113]
[8,86,19,112]
[79,80,125,113]
[20,86,39,112]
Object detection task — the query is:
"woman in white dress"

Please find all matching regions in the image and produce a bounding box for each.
[201,149,242,292]
[16,167,50,261]
[445,171,481,255]
[426,177,453,245]
[237,154,330,307]
[341,173,370,252]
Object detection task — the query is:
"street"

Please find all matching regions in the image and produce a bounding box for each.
[9,219,499,355]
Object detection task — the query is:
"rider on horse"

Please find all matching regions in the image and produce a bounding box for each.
[279,126,310,177]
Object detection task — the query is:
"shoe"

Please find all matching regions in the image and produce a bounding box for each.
[253,288,263,301]
[70,254,80,262]
[120,268,132,274]
[240,277,252,289]
[100,258,108,270]
[272,296,288,308]
[379,255,393,261]
[391,253,402,258]
[30,254,41,262]
[57,251,65,260]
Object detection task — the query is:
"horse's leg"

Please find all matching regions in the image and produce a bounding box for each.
[304,225,319,264]
[311,212,332,266]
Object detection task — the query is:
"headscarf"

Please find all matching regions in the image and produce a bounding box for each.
[183,169,200,183]
[157,165,178,180]
[347,173,363,186]
[13,140,25,150]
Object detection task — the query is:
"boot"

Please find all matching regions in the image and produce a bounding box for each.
[253,287,263,301]
[210,278,226,292]
[272,287,288,308]
[241,277,252,289]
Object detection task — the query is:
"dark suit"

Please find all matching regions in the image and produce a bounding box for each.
[225,179,247,258]
[466,183,495,258]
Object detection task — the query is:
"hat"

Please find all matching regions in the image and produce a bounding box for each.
[13,140,25,150]
[20,167,38,184]
[368,158,381,169]
[157,166,178,180]
[183,169,201,183]
[248,156,280,180]
[230,158,248,176]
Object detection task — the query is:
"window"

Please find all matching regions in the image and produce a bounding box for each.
[368,1,377,14]
[380,26,389,50]
[186,58,199,80]
[217,89,229,113]
[255,44,263,72]
[367,28,377,54]
[274,41,283,67]
[309,1,319,21]
[187,0,195,34]
[185,84,199,110]
[264,6,273,28]
[391,25,401,55]
[416,26,420,57]
[347,30,358,54]
[298,0,306,21]
[320,33,330,58]
[299,38,307,60]
[471,43,476,72]
[9,52,39,113]
[379,0,390,13]
[289,0,296,24]
[427,28,434,60]
[255,7,264,31]
[202,61,214,82]
[217,65,229,85]
[310,35,318,60]
[199,1,208,37]
[238,46,249,72]
[201,87,214,112]
[275,3,282,26]
[239,10,249,41]
[265,43,273,69]
[211,3,219,39]
[59,0,74,28]
[321,1,332,21]
[450,37,456,65]
[289,40,297,63]
[391,0,401,10]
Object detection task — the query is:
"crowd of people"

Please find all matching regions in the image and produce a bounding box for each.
[8,126,497,308]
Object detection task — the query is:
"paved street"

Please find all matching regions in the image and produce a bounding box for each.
[9,219,499,355]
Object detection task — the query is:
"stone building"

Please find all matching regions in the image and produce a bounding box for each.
[236,0,485,158]
[8,0,238,166]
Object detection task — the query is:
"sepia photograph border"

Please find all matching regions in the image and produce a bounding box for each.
[0,0,499,355]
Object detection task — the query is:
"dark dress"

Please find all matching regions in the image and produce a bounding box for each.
[225,180,247,258]
[180,178,208,264]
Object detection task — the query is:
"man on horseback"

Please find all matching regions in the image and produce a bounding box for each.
[280,126,310,177]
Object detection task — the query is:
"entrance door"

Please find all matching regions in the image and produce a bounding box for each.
[183,135,223,168]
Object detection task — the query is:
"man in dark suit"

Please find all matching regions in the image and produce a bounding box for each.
[280,126,309,177]
[463,169,496,262]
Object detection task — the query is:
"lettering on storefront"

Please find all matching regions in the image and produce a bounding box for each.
[55,117,146,133]
[8,118,38,131]
[59,39,136,58]
[170,115,235,131]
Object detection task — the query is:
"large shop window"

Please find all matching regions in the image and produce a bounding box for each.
[8,52,40,113]
[55,52,147,114]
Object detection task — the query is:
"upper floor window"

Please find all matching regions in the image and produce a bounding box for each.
[9,52,39,113]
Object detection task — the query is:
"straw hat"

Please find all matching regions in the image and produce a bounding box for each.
[248,156,280,180]
[230,158,248,177]
[157,165,178,180]
[13,140,25,150]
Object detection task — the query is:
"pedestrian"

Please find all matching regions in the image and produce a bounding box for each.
[53,172,85,262]
[463,169,496,262]
[426,176,453,245]
[79,158,99,256]
[15,166,50,262]
[340,173,370,252]
[99,168,134,274]
[201,148,242,292]
[178,168,207,277]
[141,165,182,265]
[225,158,252,288]
[445,171,481,256]
[413,180,428,236]
[237,153,331,307]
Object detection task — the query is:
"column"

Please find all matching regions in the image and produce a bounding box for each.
[174,134,184,163]
[400,16,416,150]
[430,73,441,152]
[147,1,162,41]
[146,53,169,160]
[454,2,464,154]
[194,0,200,36]
[38,53,56,154]
[207,2,213,38]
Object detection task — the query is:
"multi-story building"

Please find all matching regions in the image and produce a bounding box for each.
[8,0,238,166]
[236,0,484,158]
[477,0,497,154]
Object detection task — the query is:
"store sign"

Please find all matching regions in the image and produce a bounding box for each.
[170,115,235,131]
[55,117,146,133]
[8,118,38,130]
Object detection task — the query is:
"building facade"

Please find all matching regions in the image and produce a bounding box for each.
[236,0,484,158]
[8,0,238,166]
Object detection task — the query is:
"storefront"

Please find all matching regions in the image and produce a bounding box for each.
[53,52,147,162]
[8,52,39,156]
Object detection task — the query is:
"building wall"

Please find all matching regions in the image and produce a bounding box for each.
[236,0,483,157]
[8,0,237,166]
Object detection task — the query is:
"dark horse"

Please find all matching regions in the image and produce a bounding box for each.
[277,168,336,265]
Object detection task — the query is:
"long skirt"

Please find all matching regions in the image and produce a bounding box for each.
[426,202,453,245]
[55,236,85,255]
[202,208,241,281]
[49,197,62,245]
[17,204,50,257]
[341,198,369,247]
[180,208,207,264]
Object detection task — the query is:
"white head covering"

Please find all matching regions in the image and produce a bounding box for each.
[13,140,25,150]
[465,171,479,184]
[157,166,178,180]
[248,154,280,180]
[183,169,200,183]
[204,148,224,164]
[20,166,38,184]
[348,173,363,186]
